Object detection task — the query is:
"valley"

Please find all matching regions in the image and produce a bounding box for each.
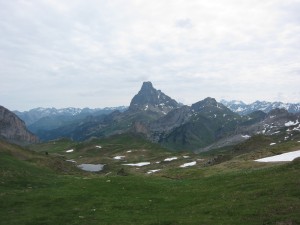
[1,82,300,224]
[1,134,300,224]
[2,1,300,224]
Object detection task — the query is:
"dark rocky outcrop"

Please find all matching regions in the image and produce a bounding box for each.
[0,106,38,144]
[129,81,180,115]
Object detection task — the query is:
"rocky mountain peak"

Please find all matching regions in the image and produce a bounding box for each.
[140,81,154,91]
[129,81,179,114]
[202,97,218,105]
[191,97,219,111]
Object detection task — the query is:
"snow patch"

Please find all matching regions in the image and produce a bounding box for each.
[126,150,132,153]
[147,169,161,174]
[114,156,125,160]
[123,162,150,167]
[95,146,102,149]
[236,107,245,112]
[183,156,190,159]
[66,149,74,153]
[241,135,251,139]
[180,161,197,168]
[255,150,300,162]
[270,143,276,146]
[164,157,178,162]
[285,120,299,127]
[66,159,76,163]
[293,124,300,131]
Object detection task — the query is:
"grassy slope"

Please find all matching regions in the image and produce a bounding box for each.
[1,137,300,225]
[28,134,203,176]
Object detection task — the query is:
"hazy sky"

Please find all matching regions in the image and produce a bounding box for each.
[1,0,300,111]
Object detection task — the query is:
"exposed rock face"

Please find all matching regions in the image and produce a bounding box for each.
[129,81,180,115]
[147,105,192,142]
[0,106,38,144]
[234,108,300,141]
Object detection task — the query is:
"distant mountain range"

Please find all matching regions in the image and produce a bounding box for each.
[3,81,299,151]
[8,81,297,152]
[14,106,128,125]
[14,106,127,134]
[221,100,300,115]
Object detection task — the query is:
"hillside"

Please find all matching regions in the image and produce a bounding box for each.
[1,133,300,224]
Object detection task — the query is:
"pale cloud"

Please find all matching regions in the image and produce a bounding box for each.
[0,0,299,110]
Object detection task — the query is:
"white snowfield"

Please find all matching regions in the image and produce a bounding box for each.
[255,150,300,162]
[114,156,125,160]
[241,135,251,138]
[147,169,161,174]
[180,161,197,168]
[123,162,151,167]
[293,124,300,131]
[285,120,299,127]
[164,157,178,162]
[66,149,74,153]
[95,146,102,149]
[66,159,76,163]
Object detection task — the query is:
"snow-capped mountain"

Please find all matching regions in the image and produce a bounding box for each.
[14,106,127,126]
[221,100,300,115]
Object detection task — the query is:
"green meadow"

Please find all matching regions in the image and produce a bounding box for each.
[1,137,300,225]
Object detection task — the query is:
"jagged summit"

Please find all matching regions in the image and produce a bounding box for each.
[140,81,154,91]
[129,81,179,114]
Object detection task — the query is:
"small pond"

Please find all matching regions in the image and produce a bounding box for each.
[78,164,105,172]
